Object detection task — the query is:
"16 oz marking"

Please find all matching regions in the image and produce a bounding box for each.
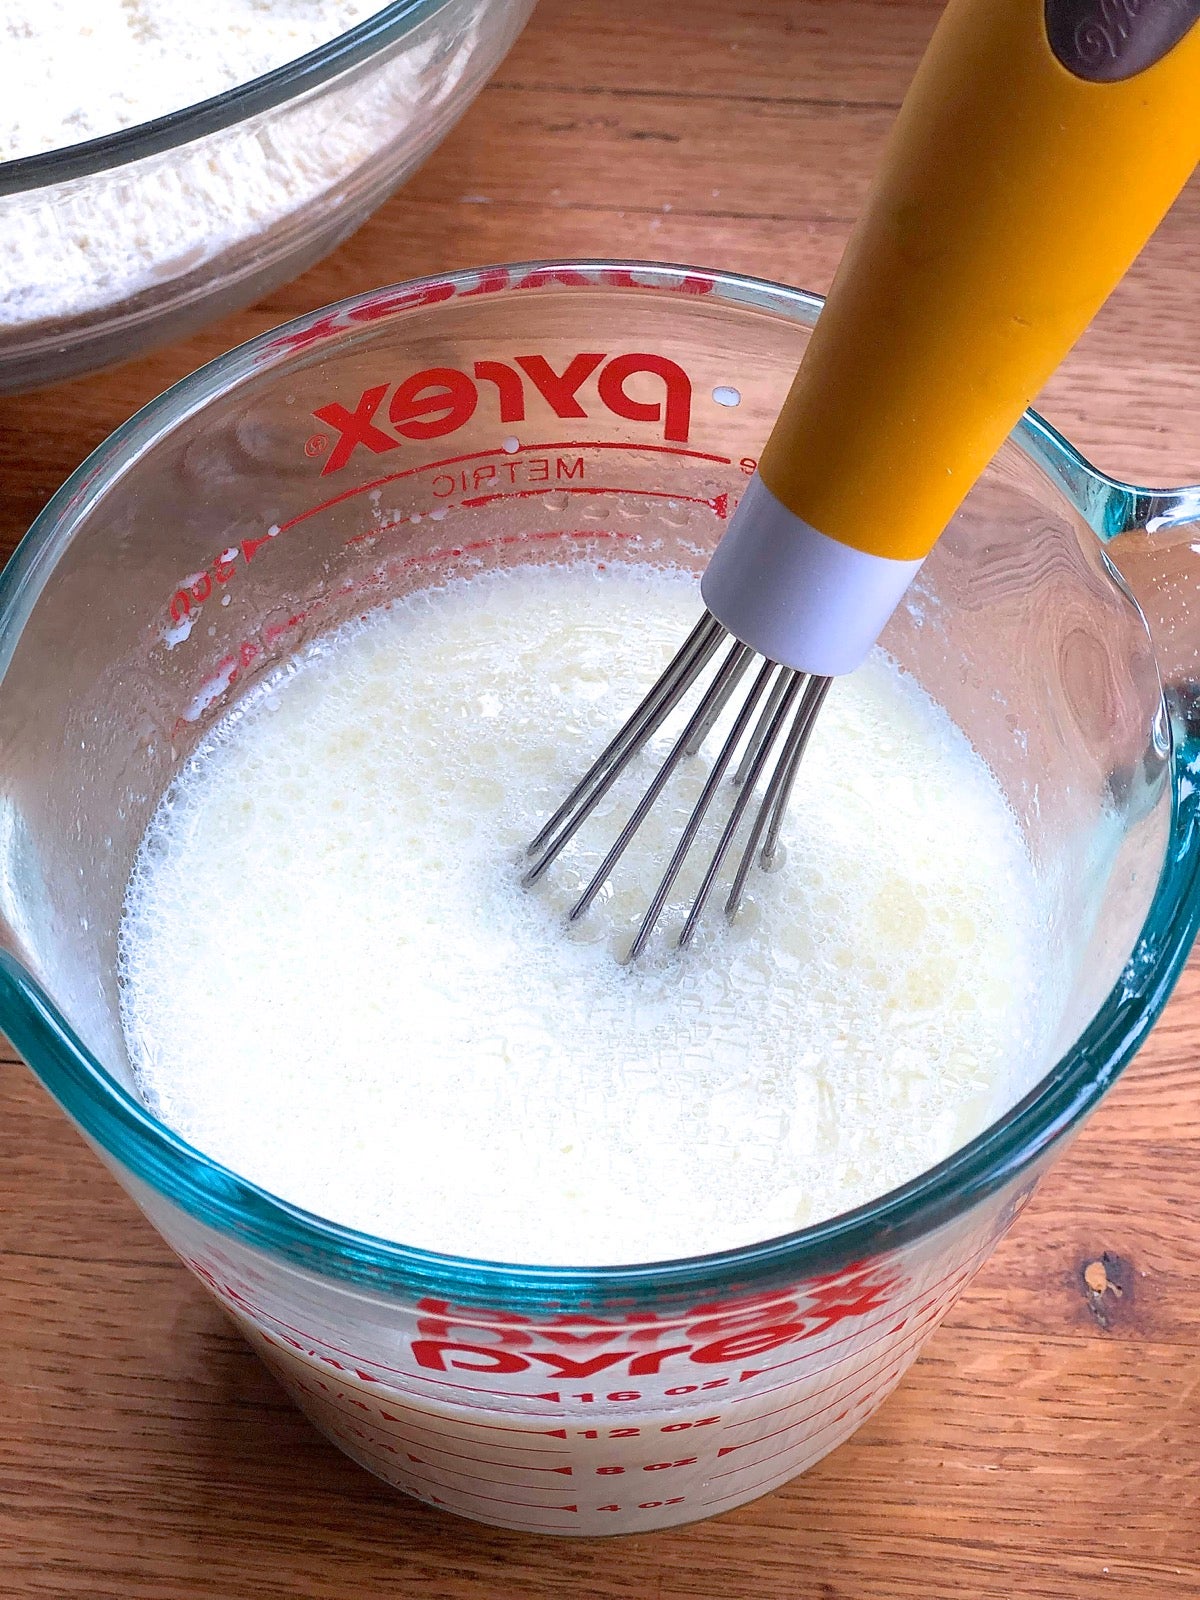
[538,1380,730,1406]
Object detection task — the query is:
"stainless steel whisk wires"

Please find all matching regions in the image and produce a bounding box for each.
[523,611,831,959]
[523,0,1200,962]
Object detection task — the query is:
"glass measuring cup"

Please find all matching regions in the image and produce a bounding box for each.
[2,261,1199,1536]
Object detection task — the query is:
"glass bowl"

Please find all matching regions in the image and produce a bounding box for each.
[0,0,535,394]
[2,261,1199,1533]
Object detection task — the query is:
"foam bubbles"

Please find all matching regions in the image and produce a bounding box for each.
[118,562,1055,1265]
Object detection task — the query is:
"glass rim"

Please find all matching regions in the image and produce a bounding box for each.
[4,257,1199,1312]
[0,0,454,196]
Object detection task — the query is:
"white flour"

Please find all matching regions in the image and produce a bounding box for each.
[1,2,388,161]
[119,562,1059,1266]
[0,0,484,328]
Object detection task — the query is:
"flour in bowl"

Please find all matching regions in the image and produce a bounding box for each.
[2,2,389,161]
[0,0,492,330]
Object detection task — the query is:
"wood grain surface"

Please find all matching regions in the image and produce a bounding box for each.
[2,2,1199,1595]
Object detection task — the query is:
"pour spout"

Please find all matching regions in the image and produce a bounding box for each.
[1103,483,1200,754]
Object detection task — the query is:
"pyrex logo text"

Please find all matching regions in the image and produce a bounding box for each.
[405,1265,905,1381]
[311,352,692,476]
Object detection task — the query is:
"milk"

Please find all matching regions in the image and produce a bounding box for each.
[119,561,1055,1266]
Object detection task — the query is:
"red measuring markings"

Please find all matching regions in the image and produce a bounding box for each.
[715,1328,936,1462]
[239,1265,965,1532]
[593,1501,686,1515]
[264,264,716,360]
[557,1419,719,1439]
[188,1257,916,1428]
[725,1310,945,1429]
[161,440,732,638]
[591,1458,700,1475]
[167,531,278,627]
[292,439,732,535]
[278,1380,573,1467]
[396,1458,573,1489]
[345,479,729,554]
[456,484,729,517]
[279,1324,924,1514]
[166,533,639,737]
[319,1420,581,1512]
[253,1350,582,1468]
[188,1244,971,1435]
[727,1236,998,1394]
[700,1375,909,1508]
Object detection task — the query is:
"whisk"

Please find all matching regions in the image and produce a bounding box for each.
[527,0,1200,957]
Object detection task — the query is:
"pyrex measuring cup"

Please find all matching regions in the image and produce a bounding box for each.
[2,262,1199,1536]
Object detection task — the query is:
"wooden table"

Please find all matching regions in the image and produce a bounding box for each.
[2,3,1198,1594]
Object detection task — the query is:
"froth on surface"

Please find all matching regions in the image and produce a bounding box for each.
[119,561,1056,1265]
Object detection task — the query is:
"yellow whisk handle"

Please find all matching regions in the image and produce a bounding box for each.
[703,0,1200,675]
[759,0,1200,565]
